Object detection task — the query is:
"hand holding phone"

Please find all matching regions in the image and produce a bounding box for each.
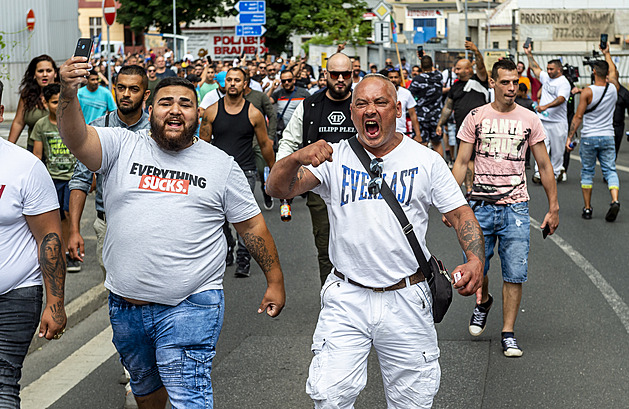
[74,38,93,59]
[417,46,424,58]
[542,224,551,239]
[524,37,532,49]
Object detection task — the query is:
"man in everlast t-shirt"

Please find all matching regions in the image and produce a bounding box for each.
[200,67,276,277]
[276,52,356,285]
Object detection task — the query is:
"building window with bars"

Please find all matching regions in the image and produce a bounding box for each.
[89,17,102,39]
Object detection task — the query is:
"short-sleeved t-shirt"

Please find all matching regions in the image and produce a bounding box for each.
[395,86,417,133]
[96,128,260,305]
[457,103,546,204]
[0,138,59,295]
[30,116,76,180]
[409,70,444,124]
[273,87,310,124]
[447,74,490,130]
[199,82,219,102]
[78,85,117,124]
[306,136,467,287]
[538,71,571,123]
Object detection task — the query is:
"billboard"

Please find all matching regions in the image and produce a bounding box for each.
[520,9,615,41]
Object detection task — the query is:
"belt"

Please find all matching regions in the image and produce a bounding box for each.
[334,270,424,292]
[97,210,106,222]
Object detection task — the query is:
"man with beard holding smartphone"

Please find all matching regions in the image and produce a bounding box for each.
[68,65,151,277]
[275,52,356,286]
[58,57,285,409]
[200,67,276,278]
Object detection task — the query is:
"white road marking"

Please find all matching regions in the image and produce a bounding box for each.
[20,327,116,409]
[531,217,629,335]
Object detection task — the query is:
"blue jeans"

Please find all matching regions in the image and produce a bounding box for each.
[0,286,43,408]
[579,136,619,189]
[471,201,530,283]
[108,290,225,408]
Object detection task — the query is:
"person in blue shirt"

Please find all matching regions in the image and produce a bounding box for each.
[77,69,116,124]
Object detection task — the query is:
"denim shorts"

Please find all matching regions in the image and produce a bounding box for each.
[471,201,530,283]
[579,136,619,189]
[108,290,224,408]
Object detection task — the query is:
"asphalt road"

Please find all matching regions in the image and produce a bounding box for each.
[16,141,629,408]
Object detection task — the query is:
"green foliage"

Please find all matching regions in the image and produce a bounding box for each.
[117,0,231,34]
[261,0,372,53]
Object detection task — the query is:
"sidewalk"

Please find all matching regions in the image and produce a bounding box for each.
[1,118,109,353]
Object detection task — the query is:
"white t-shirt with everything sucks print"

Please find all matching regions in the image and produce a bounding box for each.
[307,136,467,287]
[96,128,260,305]
[457,103,546,205]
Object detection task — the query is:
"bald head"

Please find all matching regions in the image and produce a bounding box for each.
[454,58,474,81]
[327,52,352,71]
[353,74,397,103]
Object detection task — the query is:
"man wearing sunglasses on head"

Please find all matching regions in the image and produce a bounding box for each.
[275,52,357,286]
[267,73,484,408]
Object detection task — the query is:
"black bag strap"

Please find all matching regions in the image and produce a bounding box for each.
[347,136,433,281]
[104,111,111,127]
[584,83,610,114]
[277,90,296,121]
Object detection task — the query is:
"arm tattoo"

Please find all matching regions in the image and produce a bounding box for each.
[438,100,453,126]
[287,166,306,193]
[241,232,279,272]
[49,299,65,325]
[457,220,485,262]
[39,233,66,298]
[568,121,577,138]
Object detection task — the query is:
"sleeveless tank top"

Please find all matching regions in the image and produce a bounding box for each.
[23,107,48,148]
[581,84,618,138]
[212,99,256,171]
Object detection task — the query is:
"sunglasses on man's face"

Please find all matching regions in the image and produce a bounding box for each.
[328,71,352,80]
[281,78,294,83]
[368,158,384,196]
[148,69,156,73]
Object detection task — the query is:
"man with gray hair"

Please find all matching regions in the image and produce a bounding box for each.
[267,73,484,407]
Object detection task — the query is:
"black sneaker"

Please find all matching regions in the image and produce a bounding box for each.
[469,294,493,336]
[66,255,82,273]
[582,207,593,220]
[605,201,620,222]
[502,334,523,357]
[225,247,234,266]
[263,191,274,210]
[235,259,250,277]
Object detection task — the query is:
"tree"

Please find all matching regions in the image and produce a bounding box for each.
[116,0,230,34]
[264,0,372,53]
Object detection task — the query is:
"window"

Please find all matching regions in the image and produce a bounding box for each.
[399,23,404,32]
[89,17,102,39]
[493,41,499,49]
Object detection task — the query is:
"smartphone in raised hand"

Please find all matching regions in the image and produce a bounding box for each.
[524,37,532,49]
[74,38,93,59]
[600,33,608,50]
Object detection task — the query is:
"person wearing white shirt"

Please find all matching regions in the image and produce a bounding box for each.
[525,45,572,181]
[387,70,420,139]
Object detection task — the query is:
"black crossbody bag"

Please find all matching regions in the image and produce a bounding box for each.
[348,136,453,323]
[584,83,610,114]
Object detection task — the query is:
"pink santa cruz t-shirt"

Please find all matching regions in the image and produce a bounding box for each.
[457,103,546,204]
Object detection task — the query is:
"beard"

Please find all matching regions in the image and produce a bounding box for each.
[150,115,197,152]
[326,79,352,100]
[117,98,143,115]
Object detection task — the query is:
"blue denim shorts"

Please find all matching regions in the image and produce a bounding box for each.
[579,136,619,189]
[471,201,530,283]
[53,179,70,217]
[108,290,224,408]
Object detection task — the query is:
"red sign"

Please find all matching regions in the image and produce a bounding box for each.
[102,0,116,26]
[26,9,35,32]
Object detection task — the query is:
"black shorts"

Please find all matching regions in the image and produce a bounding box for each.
[419,122,442,144]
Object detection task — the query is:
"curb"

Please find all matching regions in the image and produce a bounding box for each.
[28,283,109,354]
